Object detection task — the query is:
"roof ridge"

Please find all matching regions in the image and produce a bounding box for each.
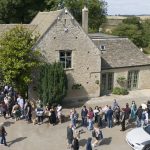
[38,9,63,14]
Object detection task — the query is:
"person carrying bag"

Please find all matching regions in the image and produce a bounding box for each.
[92,123,103,147]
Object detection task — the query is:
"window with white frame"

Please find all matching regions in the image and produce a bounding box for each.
[59,50,72,69]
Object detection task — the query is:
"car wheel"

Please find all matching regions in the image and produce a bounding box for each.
[144,144,150,150]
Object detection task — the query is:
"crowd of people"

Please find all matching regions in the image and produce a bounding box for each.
[0,85,150,149]
[0,86,63,125]
[0,85,64,146]
[67,99,150,150]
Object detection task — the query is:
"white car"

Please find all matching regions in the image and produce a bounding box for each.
[126,125,150,150]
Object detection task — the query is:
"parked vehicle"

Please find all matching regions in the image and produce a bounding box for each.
[126,125,150,150]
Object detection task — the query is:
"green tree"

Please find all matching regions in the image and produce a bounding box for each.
[0,0,107,32]
[0,0,45,23]
[112,16,148,48]
[38,62,67,105]
[46,0,107,32]
[0,25,41,95]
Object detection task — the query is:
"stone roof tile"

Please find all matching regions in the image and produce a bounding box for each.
[90,34,150,69]
[30,9,63,36]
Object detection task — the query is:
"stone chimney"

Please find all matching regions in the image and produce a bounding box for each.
[82,5,88,33]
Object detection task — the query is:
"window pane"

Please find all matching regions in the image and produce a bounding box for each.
[60,51,65,57]
[60,57,65,68]
[66,51,71,56]
[66,57,71,68]
[59,51,72,69]
[128,70,139,89]
[108,73,113,90]
[101,74,106,92]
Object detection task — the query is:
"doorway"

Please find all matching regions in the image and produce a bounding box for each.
[101,72,114,95]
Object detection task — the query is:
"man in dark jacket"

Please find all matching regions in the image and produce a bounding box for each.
[120,109,126,131]
[81,106,88,127]
[67,124,73,149]
[124,103,131,124]
[106,106,113,128]
[72,137,79,150]
[136,106,143,127]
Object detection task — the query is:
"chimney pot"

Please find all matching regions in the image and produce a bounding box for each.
[82,6,88,33]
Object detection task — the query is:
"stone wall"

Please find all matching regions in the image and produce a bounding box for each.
[101,66,150,90]
[33,10,101,100]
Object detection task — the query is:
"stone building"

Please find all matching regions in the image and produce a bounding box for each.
[0,7,150,100]
[89,33,150,95]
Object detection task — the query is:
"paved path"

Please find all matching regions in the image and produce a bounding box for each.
[1,89,150,150]
[86,89,150,107]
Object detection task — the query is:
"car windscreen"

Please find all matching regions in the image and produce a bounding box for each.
[144,126,150,134]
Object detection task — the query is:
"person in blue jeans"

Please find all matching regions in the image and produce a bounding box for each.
[107,106,113,128]
[87,107,94,130]
[86,137,92,150]
[0,123,7,146]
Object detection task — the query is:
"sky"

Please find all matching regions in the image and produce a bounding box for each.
[105,0,150,15]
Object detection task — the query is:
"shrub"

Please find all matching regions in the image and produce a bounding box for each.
[38,62,68,105]
[112,87,128,95]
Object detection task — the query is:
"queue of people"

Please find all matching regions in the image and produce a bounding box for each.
[0,85,150,149]
[0,86,63,126]
[67,99,150,150]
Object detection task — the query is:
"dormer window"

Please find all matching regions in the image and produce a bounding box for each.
[100,45,106,51]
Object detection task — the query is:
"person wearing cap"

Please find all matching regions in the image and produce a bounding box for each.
[0,123,7,146]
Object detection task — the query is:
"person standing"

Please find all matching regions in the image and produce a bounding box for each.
[1,101,7,119]
[70,108,77,129]
[136,106,143,127]
[81,106,88,127]
[106,106,113,128]
[120,109,126,131]
[86,137,92,150]
[49,106,57,126]
[7,97,14,118]
[102,105,109,122]
[93,106,99,123]
[97,107,103,127]
[72,136,79,150]
[87,107,94,130]
[67,124,73,149]
[57,104,62,124]
[141,109,148,127]
[112,99,119,111]
[144,109,149,126]
[0,123,7,146]
[17,95,24,118]
[36,104,44,125]
[130,101,137,121]
[25,101,32,123]
[124,103,131,125]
